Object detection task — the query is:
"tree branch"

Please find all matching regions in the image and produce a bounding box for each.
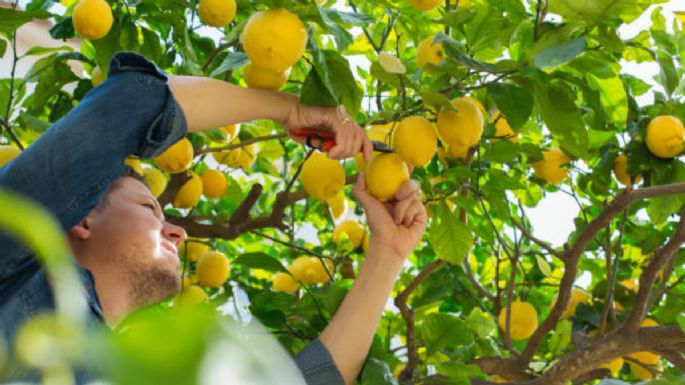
[202,39,238,72]
[197,133,288,155]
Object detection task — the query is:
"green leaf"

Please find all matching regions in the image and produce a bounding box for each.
[302,49,363,115]
[301,68,338,107]
[535,81,588,158]
[532,35,586,70]
[0,38,6,58]
[586,74,628,126]
[49,16,75,40]
[548,0,667,26]
[434,33,501,73]
[434,361,482,383]
[209,52,248,77]
[535,255,552,277]
[0,8,51,36]
[483,140,520,163]
[232,252,288,273]
[465,307,496,338]
[420,313,473,358]
[429,204,473,265]
[657,52,678,96]
[22,45,73,57]
[487,83,533,130]
[360,358,398,385]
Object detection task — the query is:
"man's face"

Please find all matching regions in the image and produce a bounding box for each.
[76,177,187,308]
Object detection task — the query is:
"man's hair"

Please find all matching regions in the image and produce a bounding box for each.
[96,166,150,210]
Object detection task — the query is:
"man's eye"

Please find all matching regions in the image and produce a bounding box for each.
[143,203,156,211]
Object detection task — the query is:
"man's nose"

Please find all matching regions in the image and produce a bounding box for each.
[162,222,187,246]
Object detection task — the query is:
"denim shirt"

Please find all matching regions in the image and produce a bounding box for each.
[0,52,344,385]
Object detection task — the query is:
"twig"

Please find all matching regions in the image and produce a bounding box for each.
[202,39,239,72]
[197,133,288,155]
[0,117,24,150]
[251,230,325,259]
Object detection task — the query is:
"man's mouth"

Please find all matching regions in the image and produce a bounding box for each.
[162,241,177,256]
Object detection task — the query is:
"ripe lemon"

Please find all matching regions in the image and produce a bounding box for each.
[532,147,570,185]
[220,124,239,142]
[498,300,538,340]
[407,0,443,11]
[124,157,143,175]
[272,272,300,294]
[646,115,684,158]
[173,171,203,209]
[629,361,661,380]
[236,143,257,171]
[626,319,661,367]
[613,154,642,186]
[437,97,484,148]
[393,363,406,378]
[241,8,308,72]
[416,36,443,68]
[180,239,210,263]
[463,96,485,112]
[551,288,590,319]
[72,0,113,40]
[211,140,241,167]
[326,191,347,220]
[243,63,288,91]
[601,357,624,376]
[198,0,237,27]
[393,115,437,167]
[201,169,228,198]
[365,153,410,202]
[437,144,469,161]
[300,151,345,201]
[91,66,106,86]
[155,138,194,174]
[333,220,366,249]
[354,123,394,171]
[289,256,333,284]
[142,167,167,198]
[0,145,21,167]
[176,285,208,306]
[196,251,230,287]
[491,112,517,142]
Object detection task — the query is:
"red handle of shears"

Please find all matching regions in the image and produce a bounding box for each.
[290,128,336,152]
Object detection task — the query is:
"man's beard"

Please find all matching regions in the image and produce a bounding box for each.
[123,252,181,310]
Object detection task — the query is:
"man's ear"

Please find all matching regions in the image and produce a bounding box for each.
[68,217,92,240]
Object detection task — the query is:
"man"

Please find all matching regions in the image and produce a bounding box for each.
[0,52,426,385]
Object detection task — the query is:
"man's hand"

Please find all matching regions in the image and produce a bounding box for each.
[352,174,427,261]
[282,98,373,161]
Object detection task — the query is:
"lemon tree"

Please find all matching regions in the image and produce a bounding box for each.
[3,1,685,385]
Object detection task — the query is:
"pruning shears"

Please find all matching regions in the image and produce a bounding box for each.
[290,128,393,153]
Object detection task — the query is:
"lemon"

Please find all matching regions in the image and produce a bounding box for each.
[0,145,21,167]
[173,171,203,209]
[646,115,685,158]
[497,300,538,340]
[198,0,237,27]
[272,272,300,294]
[211,139,241,167]
[416,36,443,68]
[241,8,308,72]
[354,123,393,171]
[407,0,443,11]
[532,148,570,185]
[220,124,239,142]
[491,112,517,142]
[196,251,230,287]
[551,288,590,319]
[437,97,484,148]
[601,357,624,376]
[326,191,347,220]
[155,138,194,174]
[626,319,661,369]
[91,66,106,86]
[629,361,661,380]
[393,116,438,167]
[72,0,113,40]
[236,143,257,171]
[180,239,210,263]
[142,167,167,197]
[437,144,469,161]
[378,52,406,74]
[124,157,143,175]
[300,151,345,201]
[463,96,485,112]
[201,169,228,198]
[365,153,410,202]
[243,63,289,91]
[176,285,208,306]
[289,256,332,284]
[393,363,406,378]
[333,220,366,249]
[613,154,642,186]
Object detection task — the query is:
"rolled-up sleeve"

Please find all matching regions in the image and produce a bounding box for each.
[0,52,187,279]
[294,338,345,385]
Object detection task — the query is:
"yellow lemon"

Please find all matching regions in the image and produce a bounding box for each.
[0,145,21,167]
[532,147,571,185]
[354,123,394,171]
[393,363,406,378]
[416,36,444,68]
[180,239,210,263]
[463,96,485,112]
[437,97,484,148]
[629,361,659,380]
[243,63,289,91]
[300,151,345,201]
[289,256,332,284]
[498,300,538,340]
[199,0,237,27]
[407,0,443,11]
[176,285,208,306]
[211,140,241,167]
[365,153,410,202]
[124,157,143,175]
[272,272,300,294]
[628,350,660,367]
[142,167,167,198]
[437,144,470,161]
[236,143,257,171]
[551,288,590,319]
[155,138,194,174]
[72,0,113,40]
[491,112,517,142]
[201,169,228,198]
[91,66,106,86]
[601,357,624,376]
[326,191,347,220]
[220,124,239,142]
[333,220,366,249]
[241,9,308,72]
[173,171,203,209]
[646,115,684,158]
[196,251,230,287]
[393,115,437,167]
[613,154,642,186]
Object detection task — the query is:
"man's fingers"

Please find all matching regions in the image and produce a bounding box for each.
[393,197,414,225]
[395,179,421,201]
[403,199,424,227]
[362,134,373,162]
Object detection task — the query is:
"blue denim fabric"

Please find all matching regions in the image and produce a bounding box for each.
[0,52,343,385]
